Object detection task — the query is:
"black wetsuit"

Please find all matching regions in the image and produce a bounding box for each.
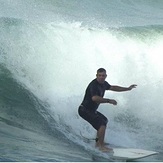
[78,79,111,130]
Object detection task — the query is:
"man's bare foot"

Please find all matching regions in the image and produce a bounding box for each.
[96,143,113,152]
[99,146,113,152]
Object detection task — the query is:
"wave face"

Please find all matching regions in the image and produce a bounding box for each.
[0,0,163,161]
[0,65,92,162]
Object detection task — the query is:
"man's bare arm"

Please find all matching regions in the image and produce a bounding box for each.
[91,85,137,105]
[110,84,137,92]
[92,96,117,105]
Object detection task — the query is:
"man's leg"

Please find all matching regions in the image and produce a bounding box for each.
[93,112,112,151]
[96,125,106,147]
[96,126,113,152]
[78,107,112,151]
[96,126,112,151]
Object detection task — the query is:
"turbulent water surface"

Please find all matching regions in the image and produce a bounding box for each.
[0,0,163,162]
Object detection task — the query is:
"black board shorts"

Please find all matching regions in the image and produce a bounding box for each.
[78,105,108,130]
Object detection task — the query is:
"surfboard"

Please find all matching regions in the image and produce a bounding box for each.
[80,134,158,161]
[110,148,158,161]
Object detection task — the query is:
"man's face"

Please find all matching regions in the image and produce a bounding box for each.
[96,71,107,84]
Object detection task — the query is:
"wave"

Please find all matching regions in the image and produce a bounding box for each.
[1,0,163,161]
[0,65,55,134]
[1,0,163,28]
[0,65,93,162]
[0,16,163,161]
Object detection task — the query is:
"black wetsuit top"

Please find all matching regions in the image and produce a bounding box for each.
[81,79,111,112]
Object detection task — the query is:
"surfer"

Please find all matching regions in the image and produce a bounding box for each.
[78,68,137,152]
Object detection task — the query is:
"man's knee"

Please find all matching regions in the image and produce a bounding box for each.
[95,120,107,131]
[101,117,108,126]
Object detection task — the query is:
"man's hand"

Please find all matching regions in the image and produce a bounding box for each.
[108,99,117,105]
[128,84,137,90]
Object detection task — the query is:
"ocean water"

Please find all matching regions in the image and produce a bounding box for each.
[0,0,163,162]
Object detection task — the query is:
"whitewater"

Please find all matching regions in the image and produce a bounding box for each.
[0,0,163,161]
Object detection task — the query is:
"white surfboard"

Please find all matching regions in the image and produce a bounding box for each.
[111,148,158,161]
[80,134,158,161]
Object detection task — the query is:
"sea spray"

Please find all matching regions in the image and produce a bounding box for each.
[1,17,163,152]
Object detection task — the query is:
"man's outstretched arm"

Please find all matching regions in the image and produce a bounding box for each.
[110,84,137,92]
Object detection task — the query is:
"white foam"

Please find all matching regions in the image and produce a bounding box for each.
[1,20,163,150]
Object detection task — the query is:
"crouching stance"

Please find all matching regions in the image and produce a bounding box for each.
[78,68,137,151]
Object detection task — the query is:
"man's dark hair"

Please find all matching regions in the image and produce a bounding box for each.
[97,68,106,73]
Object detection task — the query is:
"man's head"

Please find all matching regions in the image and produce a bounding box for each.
[96,68,107,84]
